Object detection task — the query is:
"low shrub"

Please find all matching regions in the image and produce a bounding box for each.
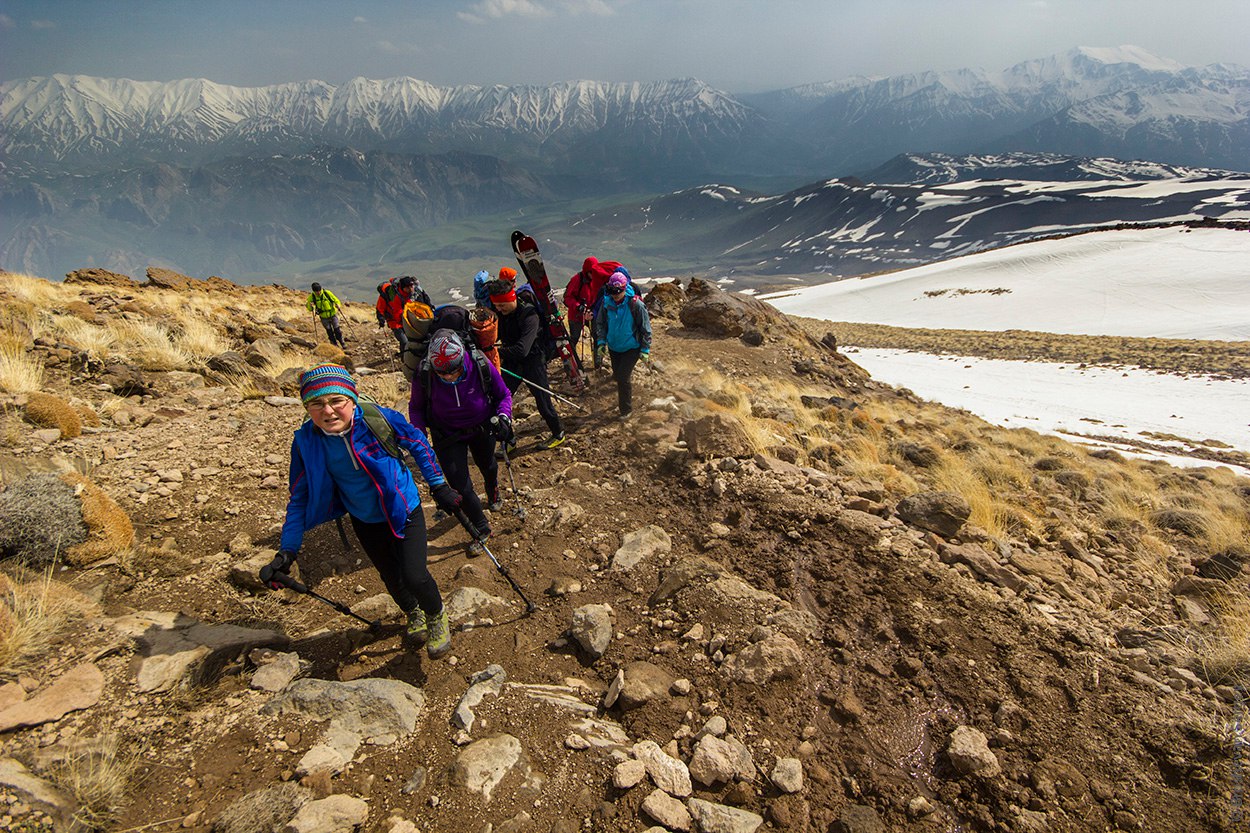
[24,392,82,439]
[0,473,88,564]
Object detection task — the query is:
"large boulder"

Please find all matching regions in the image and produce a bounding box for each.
[897,490,971,538]
[679,278,805,344]
[679,414,755,459]
[644,280,687,319]
[64,267,138,288]
[145,267,195,290]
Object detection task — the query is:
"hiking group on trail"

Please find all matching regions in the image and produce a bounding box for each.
[266,239,652,657]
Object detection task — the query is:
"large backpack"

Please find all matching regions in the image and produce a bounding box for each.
[401,304,473,381]
[378,276,432,308]
[413,328,502,427]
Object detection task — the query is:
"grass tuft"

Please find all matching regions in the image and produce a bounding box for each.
[0,565,96,674]
[48,734,136,832]
[0,341,46,393]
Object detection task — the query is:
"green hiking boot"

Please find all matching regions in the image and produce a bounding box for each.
[542,433,566,450]
[405,608,428,646]
[426,607,452,660]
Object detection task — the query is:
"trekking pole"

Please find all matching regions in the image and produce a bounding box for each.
[490,418,527,520]
[452,507,536,614]
[499,367,588,412]
[272,572,381,633]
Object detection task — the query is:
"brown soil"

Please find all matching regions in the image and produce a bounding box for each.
[2,287,1246,833]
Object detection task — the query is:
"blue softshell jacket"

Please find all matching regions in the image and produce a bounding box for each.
[280,404,446,553]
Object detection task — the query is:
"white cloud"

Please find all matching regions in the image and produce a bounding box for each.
[460,0,552,21]
[353,16,368,24]
[559,0,614,15]
[31,19,56,30]
[0,14,15,30]
[458,0,612,24]
[377,40,420,55]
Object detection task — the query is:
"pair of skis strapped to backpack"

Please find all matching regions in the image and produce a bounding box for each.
[510,230,586,392]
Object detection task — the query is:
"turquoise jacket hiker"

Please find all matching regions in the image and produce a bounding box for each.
[594,284,652,353]
[280,404,446,553]
[306,289,343,319]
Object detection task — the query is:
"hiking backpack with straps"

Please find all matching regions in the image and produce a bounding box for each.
[400,304,472,381]
[413,328,501,428]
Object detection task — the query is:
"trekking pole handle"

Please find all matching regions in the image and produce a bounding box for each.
[273,572,309,594]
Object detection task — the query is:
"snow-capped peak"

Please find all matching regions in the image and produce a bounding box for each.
[1075,45,1187,72]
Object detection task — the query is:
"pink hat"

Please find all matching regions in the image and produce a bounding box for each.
[607,272,629,291]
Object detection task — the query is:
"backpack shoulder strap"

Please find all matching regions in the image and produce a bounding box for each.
[357,396,401,459]
[468,346,494,398]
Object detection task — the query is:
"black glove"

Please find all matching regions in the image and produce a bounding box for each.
[376,313,385,327]
[259,550,296,589]
[490,414,514,443]
[431,483,463,514]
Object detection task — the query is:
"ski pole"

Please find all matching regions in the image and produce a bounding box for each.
[499,367,588,412]
[452,507,536,614]
[272,572,381,633]
[490,417,527,520]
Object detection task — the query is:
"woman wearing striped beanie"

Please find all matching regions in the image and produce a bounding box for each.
[261,363,463,659]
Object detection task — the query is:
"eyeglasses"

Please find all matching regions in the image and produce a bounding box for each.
[306,396,353,412]
[609,287,626,295]
[434,367,462,378]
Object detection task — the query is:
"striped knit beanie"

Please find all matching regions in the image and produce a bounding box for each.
[300,363,358,405]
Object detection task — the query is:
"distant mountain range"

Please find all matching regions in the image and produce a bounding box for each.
[529,153,1250,290]
[1,45,1247,281]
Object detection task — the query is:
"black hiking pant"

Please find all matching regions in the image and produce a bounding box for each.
[350,509,442,616]
[389,326,409,354]
[432,428,495,537]
[609,347,641,415]
[504,355,563,438]
[320,315,344,346]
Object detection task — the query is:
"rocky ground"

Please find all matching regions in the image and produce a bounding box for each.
[1,270,1247,833]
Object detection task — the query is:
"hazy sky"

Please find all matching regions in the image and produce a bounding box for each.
[1,0,1247,92]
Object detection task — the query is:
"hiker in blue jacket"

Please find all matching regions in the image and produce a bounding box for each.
[593,271,652,419]
[262,363,462,660]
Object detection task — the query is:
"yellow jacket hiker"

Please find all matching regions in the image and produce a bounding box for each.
[305,282,346,348]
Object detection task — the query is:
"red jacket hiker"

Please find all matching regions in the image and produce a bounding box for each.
[563,257,623,324]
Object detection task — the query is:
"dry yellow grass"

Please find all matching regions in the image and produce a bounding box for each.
[173,315,229,359]
[0,565,97,673]
[0,271,72,308]
[220,368,269,400]
[50,315,117,361]
[109,319,192,370]
[930,456,1011,538]
[48,734,136,832]
[264,349,316,377]
[357,371,409,411]
[0,341,46,393]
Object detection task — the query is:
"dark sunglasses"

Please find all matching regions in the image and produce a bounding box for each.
[609,286,626,295]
